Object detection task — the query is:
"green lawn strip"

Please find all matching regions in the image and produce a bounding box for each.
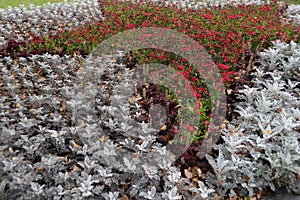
[282,0,300,4]
[0,0,75,9]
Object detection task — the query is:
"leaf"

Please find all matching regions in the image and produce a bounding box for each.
[161,125,167,130]
[184,169,193,179]
[71,140,82,149]
[100,135,105,143]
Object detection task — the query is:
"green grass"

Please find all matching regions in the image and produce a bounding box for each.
[0,0,73,9]
[282,0,300,4]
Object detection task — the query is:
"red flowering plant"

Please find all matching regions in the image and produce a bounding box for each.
[3,0,300,146]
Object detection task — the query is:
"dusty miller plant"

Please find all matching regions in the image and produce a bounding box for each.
[0,51,193,199]
[203,40,300,199]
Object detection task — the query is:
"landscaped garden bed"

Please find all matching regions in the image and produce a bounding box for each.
[0,0,299,199]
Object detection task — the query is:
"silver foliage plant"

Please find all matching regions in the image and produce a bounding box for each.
[0,51,192,199]
[0,0,104,47]
[285,4,300,25]
[203,40,300,199]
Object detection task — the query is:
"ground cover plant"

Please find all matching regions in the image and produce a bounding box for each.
[0,0,299,199]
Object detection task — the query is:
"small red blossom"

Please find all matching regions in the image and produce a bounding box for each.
[127,23,136,29]
[156,55,166,61]
[184,124,195,133]
[217,63,230,70]
[182,45,191,51]
[177,65,185,70]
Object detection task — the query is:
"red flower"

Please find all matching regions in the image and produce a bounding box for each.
[184,124,195,133]
[144,12,152,16]
[196,102,202,108]
[217,63,230,70]
[172,129,179,134]
[177,65,185,70]
[182,45,191,51]
[156,55,166,61]
[127,23,136,29]
[191,77,198,82]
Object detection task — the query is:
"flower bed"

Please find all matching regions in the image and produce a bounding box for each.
[0,0,299,199]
